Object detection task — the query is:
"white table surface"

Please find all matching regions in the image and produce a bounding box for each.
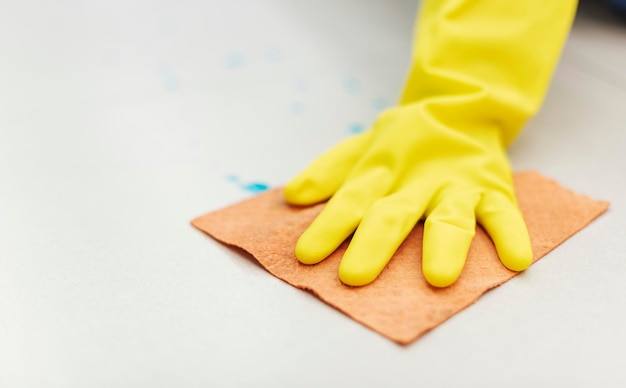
[2,1,625,387]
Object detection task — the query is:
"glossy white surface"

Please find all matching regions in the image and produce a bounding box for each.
[1,1,625,386]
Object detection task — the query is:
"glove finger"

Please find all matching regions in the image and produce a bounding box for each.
[338,183,433,286]
[294,166,394,264]
[284,132,372,206]
[476,191,532,272]
[422,191,480,287]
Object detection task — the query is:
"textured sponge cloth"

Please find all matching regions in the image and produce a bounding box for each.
[192,172,608,345]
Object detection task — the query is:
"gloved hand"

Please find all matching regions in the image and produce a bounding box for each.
[284,105,530,287]
[284,0,577,287]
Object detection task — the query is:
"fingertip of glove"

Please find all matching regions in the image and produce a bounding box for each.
[500,249,533,272]
[283,178,322,206]
[494,235,533,272]
[338,263,378,287]
[423,269,460,288]
[294,238,327,265]
[283,180,305,204]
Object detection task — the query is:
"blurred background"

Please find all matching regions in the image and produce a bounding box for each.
[1,1,625,387]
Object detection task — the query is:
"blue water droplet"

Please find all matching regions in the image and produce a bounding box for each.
[343,76,361,94]
[373,97,390,111]
[291,101,304,115]
[225,174,239,183]
[226,52,245,69]
[160,64,179,92]
[294,78,307,93]
[242,182,270,193]
[225,174,269,194]
[348,123,365,134]
[265,47,282,62]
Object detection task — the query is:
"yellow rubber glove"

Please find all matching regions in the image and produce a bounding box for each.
[285,0,577,287]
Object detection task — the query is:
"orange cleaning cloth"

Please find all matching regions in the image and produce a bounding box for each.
[192,171,608,345]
